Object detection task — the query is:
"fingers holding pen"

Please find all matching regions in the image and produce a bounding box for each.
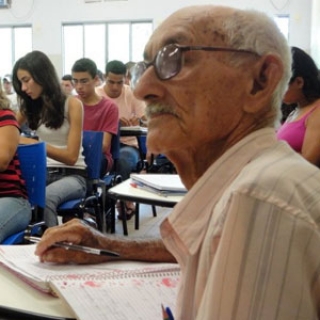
[35,219,103,263]
[38,246,107,264]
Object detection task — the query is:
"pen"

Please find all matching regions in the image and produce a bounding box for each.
[130,182,168,197]
[161,304,174,320]
[24,236,120,257]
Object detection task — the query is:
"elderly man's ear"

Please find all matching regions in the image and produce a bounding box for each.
[244,54,284,113]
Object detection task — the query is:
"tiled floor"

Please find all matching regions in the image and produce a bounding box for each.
[110,204,172,239]
[58,204,172,238]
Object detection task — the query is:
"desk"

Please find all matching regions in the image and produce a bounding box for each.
[0,266,75,319]
[120,127,148,164]
[107,178,184,235]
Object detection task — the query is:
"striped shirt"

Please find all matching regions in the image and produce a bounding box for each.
[161,128,320,320]
[0,109,27,199]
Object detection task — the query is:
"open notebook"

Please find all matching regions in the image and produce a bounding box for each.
[0,244,117,295]
[49,267,179,320]
[130,174,187,196]
[0,244,180,320]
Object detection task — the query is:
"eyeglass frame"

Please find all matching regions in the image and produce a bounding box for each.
[131,43,260,89]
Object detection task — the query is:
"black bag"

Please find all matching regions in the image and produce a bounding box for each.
[147,155,176,174]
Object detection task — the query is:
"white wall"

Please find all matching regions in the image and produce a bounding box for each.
[311,0,320,67]
[0,0,315,74]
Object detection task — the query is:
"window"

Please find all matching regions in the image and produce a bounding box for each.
[84,24,106,71]
[131,23,153,62]
[274,15,289,41]
[0,26,32,77]
[63,25,84,78]
[62,21,153,75]
[108,23,130,63]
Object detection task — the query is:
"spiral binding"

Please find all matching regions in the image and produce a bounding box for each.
[48,266,180,282]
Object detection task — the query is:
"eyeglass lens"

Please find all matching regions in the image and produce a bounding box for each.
[131,44,182,89]
[130,63,145,89]
[156,45,182,80]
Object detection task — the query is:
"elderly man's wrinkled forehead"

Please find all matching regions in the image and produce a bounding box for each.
[146,6,235,54]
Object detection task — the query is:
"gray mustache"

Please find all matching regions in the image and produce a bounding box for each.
[145,104,176,119]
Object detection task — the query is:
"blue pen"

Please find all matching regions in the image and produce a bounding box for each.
[165,306,174,320]
[161,304,174,320]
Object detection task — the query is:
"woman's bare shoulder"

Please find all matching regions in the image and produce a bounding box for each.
[67,96,83,110]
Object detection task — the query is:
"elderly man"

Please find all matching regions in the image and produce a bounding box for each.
[36,5,320,320]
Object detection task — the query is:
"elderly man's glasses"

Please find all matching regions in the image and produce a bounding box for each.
[131,43,258,89]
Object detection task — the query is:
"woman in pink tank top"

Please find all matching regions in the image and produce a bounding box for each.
[276,46,320,167]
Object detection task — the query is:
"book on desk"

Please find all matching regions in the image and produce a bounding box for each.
[130,174,187,196]
[0,244,179,320]
[120,126,148,132]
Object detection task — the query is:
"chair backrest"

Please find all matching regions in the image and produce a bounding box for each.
[82,130,103,180]
[1,142,47,244]
[110,124,121,172]
[137,136,147,157]
[17,142,47,210]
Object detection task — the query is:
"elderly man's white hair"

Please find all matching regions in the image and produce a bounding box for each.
[221,8,292,122]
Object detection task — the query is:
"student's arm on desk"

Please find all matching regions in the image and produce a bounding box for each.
[35,219,176,265]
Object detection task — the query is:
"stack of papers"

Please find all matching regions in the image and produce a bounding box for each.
[130,174,187,196]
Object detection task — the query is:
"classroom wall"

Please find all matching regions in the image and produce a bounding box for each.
[0,0,316,75]
[311,0,320,64]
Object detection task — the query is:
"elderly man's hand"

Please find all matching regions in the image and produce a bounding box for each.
[35,219,112,265]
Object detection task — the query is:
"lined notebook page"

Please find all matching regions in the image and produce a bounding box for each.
[0,244,179,298]
[49,268,180,320]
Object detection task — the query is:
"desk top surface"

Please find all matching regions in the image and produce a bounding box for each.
[108,178,184,206]
[120,126,147,136]
[0,266,74,319]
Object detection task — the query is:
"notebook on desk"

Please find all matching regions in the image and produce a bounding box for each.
[0,244,117,295]
[49,267,179,320]
[131,174,187,195]
[0,244,180,320]
[0,244,179,294]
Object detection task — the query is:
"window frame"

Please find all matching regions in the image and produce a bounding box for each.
[0,24,33,77]
[62,20,153,75]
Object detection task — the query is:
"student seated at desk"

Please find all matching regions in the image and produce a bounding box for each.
[96,60,147,171]
[36,5,320,320]
[12,50,87,228]
[71,57,119,177]
[0,92,31,242]
[96,60,147,219]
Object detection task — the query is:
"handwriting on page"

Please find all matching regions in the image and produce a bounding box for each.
[51,271,180,320]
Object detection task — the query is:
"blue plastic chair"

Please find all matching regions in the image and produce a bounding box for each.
[2,142,47,244]
[103,127,157,236]
[57,131,104,230]
[102,125,122,233]
[103,125,121,186]
[137,135,147,161]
